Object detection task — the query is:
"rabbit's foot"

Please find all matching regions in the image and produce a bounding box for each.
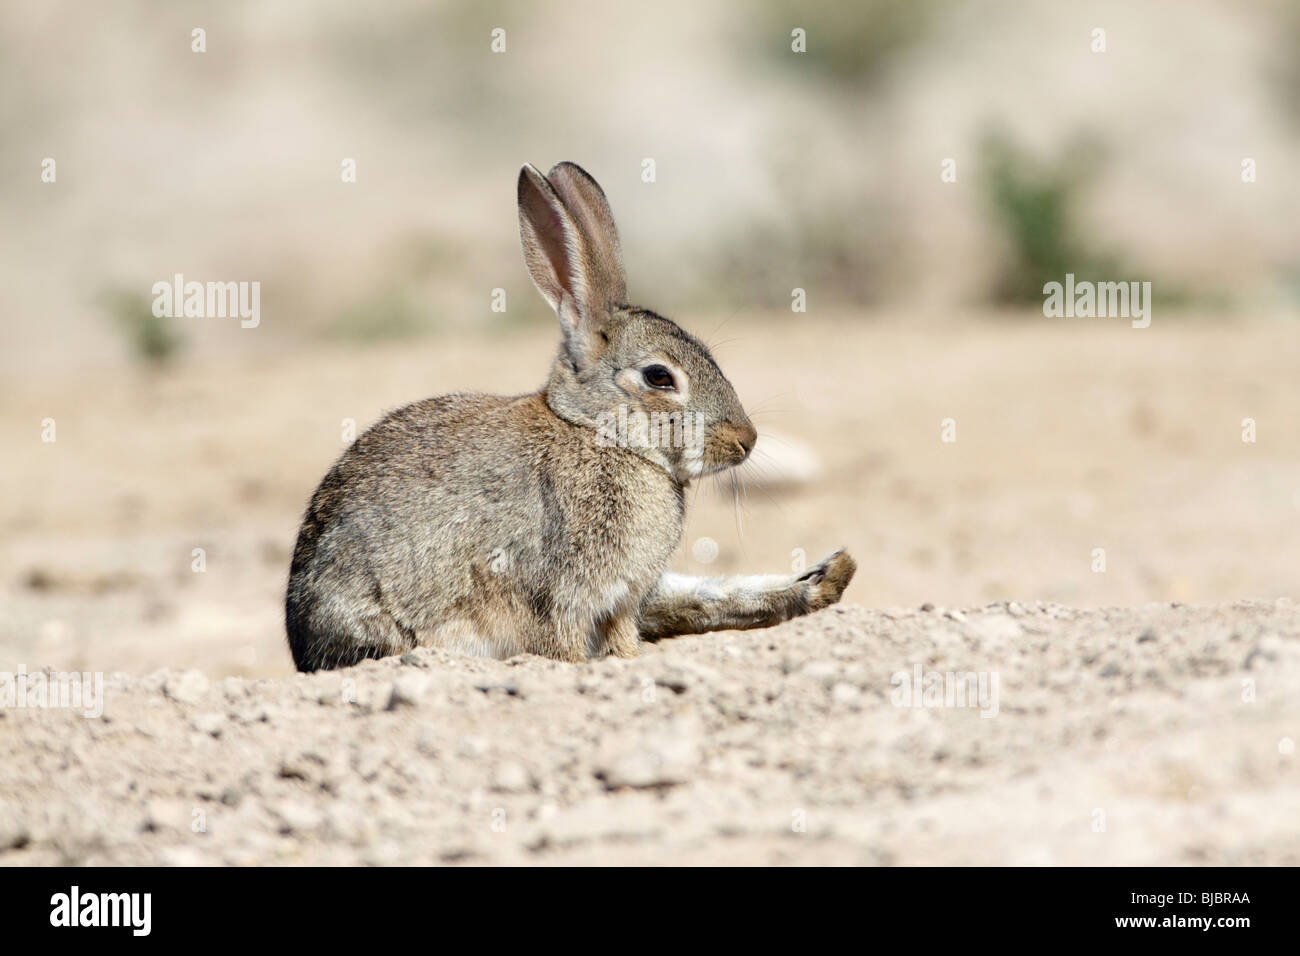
[796,549,857,612]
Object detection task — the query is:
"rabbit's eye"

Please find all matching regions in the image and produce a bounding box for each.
[642,365,676,390]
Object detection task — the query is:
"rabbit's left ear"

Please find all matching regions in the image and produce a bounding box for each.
[518,163,622,369]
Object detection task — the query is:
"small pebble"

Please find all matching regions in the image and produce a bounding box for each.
[164,669,210,705]
[191,712,225,736]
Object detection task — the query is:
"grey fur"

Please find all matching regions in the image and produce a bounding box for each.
[285,162,855,671]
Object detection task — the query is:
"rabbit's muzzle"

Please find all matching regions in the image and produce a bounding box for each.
[706,419,758,472]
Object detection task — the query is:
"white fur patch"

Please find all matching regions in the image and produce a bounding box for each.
[658,571,789,603]
[422,619,512,659]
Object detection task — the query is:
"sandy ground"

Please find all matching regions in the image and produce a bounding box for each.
[3,313,1299,864]
[2,600,1297,865]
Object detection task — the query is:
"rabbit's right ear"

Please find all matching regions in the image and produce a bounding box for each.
[545,162,626,307]
[518,163,618,368]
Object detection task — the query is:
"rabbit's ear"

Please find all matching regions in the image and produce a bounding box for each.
[545,162,627,306]
[518,163,619,367]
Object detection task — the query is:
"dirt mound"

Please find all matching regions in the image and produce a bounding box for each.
[3,601,1296,866]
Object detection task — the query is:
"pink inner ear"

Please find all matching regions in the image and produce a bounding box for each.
[521,170,585,311]
[533,206,575,288]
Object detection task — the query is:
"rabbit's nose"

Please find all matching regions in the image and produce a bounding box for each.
[738,423,757,456]
[720,420,757,459]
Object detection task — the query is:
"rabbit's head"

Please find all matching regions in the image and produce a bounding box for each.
[519,162,756,484]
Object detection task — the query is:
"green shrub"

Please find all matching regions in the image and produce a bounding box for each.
[102,288,183,365]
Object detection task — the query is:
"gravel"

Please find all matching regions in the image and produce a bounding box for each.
[1,601,1298,865]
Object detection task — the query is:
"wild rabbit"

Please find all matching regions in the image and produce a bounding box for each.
[285,162,855,671]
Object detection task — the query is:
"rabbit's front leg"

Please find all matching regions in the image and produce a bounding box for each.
[636,549,856,640]
[546,613,596,663]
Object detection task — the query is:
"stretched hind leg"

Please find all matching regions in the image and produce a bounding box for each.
[636,549,855,641]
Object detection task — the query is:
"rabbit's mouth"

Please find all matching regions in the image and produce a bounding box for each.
[676,420,757,480]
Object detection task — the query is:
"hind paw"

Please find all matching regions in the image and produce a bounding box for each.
[797,548,857,611]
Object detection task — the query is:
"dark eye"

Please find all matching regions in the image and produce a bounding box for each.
[642,365,676,390]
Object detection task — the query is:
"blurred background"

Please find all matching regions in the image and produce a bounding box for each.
[3,0,1299,676]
